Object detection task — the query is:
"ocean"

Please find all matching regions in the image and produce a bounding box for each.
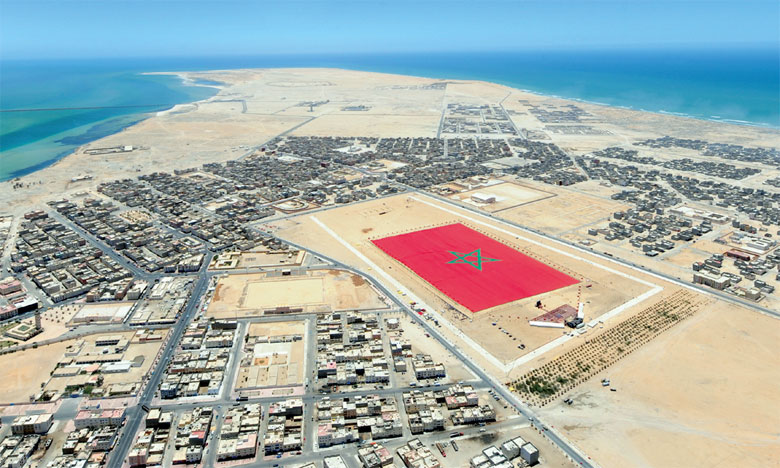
[1,49,778,181]
[0,60,218,181]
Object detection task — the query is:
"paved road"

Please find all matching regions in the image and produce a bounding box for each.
[413,189,780,319]
[59,175,771,468]
[154,381,484,414]
[47,209,158,281]
[27,184,588,467]
[313,153,779,320]
[498,91,524,139]
[107,251,214,468]
[200,320,250,468]
[40,158,778,468]
[235,117,318,162]
[264,234,594,467]
[241,416,531,468]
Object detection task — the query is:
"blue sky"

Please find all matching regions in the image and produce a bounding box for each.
[1,0,778,59]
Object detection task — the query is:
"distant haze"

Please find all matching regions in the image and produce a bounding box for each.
[1,0,778,59]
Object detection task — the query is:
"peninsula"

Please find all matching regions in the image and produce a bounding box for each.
[0,68,778,468]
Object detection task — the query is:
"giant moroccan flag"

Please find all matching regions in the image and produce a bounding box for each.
[372,223,578,312]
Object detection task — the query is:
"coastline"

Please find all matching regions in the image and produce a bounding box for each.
[133,68,780,131]
[3,59,777,183]
[141,67,780,131]
[1,113,147,181]
[0,71,221,182]
[516,90,778,129]
[142,71,226,91]
[158,67,780,129]
[307,65,780,130]
[1,67,778,216]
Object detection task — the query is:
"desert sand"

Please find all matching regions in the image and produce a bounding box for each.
[270,193,662,373]
[0,340,72,403]
[538,300,780,467]
[1,67,778,468]
[207,269,387,318]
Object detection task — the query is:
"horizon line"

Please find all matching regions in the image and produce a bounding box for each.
[2,43,778,62]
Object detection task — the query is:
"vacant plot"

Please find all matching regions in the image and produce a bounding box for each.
[509,290,709,406]
[247,321,305,338]
[290,114,440,137]
[207,270,387,319]
[451,181,554,213]
[245,277,325,309]
[499,188,628,235]
[539,300,780,468]
[0,340,73,404]
[663,248,710,269]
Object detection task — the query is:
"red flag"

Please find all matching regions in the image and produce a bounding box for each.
[372,223,578,312]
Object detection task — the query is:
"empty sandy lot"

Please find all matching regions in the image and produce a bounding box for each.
[245,277,325,309]
[499,186,629,235]
[451,181,554,213]
[0,340,72,404]
[290,114,440,137]
[247,320,305,338]
[539,301,780,467]
[208,270,388,319]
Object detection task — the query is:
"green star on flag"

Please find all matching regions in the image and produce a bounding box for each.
[447,248,500,271]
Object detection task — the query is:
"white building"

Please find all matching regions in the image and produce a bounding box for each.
[11,414,53,435]
[500,440,520,459]
[471,193,496,204]
[520,442,539,465]
[323,455,349,468]
[74,409,125,429]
